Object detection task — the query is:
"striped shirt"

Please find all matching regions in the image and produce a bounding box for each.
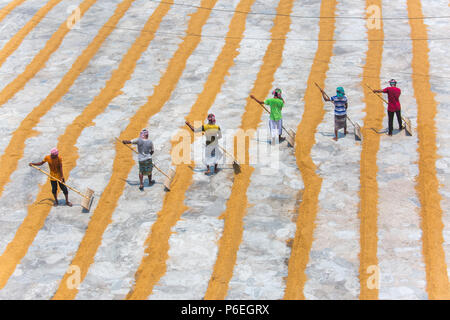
[331,95,347,116]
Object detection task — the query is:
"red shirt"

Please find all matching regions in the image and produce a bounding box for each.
[383,87,401,111]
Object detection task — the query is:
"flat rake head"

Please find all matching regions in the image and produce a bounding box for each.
[163,169,176,191]
[81,188,95,212]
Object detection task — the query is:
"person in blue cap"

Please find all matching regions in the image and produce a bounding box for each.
[321,86,348,141]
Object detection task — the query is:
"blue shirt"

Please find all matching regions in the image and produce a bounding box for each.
[331,95,347,116]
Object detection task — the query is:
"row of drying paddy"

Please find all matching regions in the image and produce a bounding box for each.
[73,0,197,300]
[79,0,239,299]
[204,0,296,300]
[283,0,337,300]
[51,0,180,299]
[125,0,261,300]
[303,0,365,300]
[0,0,83,172]
[0,0,158,297]
[0,0,26,25]
[0,0,113,291]
[0,0,96,106]
[0,0,448,300]
[148,0,268,300]
[225,0,320,300]
[407,0,450,299]
[0,0,63,94]
[375,0,426,299]
[423,0,450,286]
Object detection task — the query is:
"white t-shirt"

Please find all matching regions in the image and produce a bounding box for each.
[131,137,154,162]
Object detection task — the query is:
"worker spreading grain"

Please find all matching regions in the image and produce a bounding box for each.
[29,148,72,207]
[320,86,348,141]
[372,79,403,136]
[250,88,284,144]
[122,128,154,190]
[186,114,222,175]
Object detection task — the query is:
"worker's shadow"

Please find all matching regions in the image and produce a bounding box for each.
[188,165,207,173]
[391,128,404,135]
[370,127,403,135]
[187,165,233,173]
[319,132,348,138]
[254,137,271,145]
[121,178,162,187]
[36,198,55,206]
[37,198,83,210]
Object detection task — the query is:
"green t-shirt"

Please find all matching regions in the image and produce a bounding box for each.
[264,98,284,121]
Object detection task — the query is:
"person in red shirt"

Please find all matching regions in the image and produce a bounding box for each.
[373,79,403,136]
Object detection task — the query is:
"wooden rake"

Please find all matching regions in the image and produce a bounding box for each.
[365,84,413,136]
[314,82,362,141]
[254,102,296,147]
[218,145,241,174]
[346,115,362,141]
[116,138,175,191]
[30,164,94,211]
[185,122,241,174]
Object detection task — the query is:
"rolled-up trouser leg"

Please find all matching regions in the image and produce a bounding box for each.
[269,119,282,138]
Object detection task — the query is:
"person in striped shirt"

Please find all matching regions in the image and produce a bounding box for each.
[321,86,348,141]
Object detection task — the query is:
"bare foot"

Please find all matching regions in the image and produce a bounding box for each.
[333,137,338,141]
[139,184,144,190]
[54,200,59,207]
[66,201,73,207]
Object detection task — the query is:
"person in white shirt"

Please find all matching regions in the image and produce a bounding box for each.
[123,128,154,190]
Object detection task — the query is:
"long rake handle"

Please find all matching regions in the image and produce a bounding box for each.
[30,164,88,199]
[116,137,171,179]
[153,164,171,179]
[365,84,409,124]
[116,137,137,153]
[218,145,238,162]
[185,124,239,163]
[365,84,389,104]
[346,115,356,127]
[314,82,331,101]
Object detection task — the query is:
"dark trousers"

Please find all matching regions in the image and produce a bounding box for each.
[388,110,402,135]
[51,180,68,195]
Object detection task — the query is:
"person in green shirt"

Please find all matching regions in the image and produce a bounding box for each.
[251,88,284,144]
